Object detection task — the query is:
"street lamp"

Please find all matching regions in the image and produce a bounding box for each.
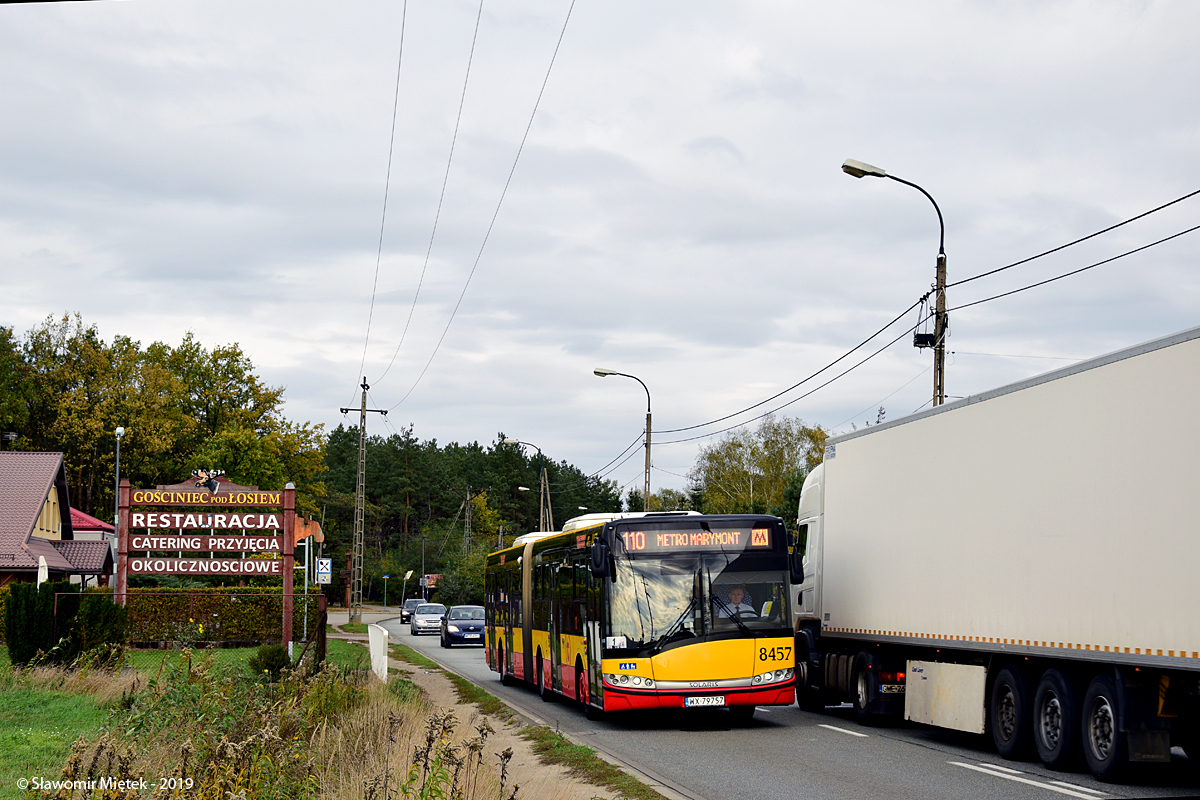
[113,425,124,528]
[594,368,652,510]
[382,574,389,608]
[504,439,553,531]
[842,158,948,406]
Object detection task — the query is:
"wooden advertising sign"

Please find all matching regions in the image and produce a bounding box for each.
[116,475,297,647]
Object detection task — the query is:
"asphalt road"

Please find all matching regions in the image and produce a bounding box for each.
[380,618,1200,800]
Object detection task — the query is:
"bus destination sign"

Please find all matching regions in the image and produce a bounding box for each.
[617,527,771,553]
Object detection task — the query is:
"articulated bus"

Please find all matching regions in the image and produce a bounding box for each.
[484,511,804,720]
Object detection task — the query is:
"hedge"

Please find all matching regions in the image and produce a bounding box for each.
[4,581,81,665]
[122,587,321,645]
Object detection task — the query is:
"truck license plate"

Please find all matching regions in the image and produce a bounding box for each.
[879,684,905,694]
[684,696,725,708]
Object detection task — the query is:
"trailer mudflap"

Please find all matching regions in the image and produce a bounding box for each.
[905,660,986,734]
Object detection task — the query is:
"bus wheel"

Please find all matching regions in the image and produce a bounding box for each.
[729,705,755,725]
[1033,668,1080,770]
[537,652,554,702]
[1082,673,1128,782]
[498,646,513,686]
[575,661,587,707]
[990,665,1034,760]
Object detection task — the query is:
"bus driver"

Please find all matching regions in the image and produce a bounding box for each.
[717,585,757,618]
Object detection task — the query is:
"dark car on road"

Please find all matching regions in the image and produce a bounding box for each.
[440,605,485,647]
[400,598,423,624]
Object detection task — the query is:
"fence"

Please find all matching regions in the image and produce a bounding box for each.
[120,589,324,646]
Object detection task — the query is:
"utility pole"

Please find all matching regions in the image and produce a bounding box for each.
[933,252,948,406]
[463,488,472,556]
[339,378,387,625]
[539,465,555,531]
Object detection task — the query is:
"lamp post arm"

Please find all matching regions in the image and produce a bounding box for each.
[885,174,945,256]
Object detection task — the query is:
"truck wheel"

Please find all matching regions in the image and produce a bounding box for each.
[851,652,876,726]
[795,639,826,713]
[1033,668,1080,770]
[990,665,1034,759]
[1081,673,1128,782]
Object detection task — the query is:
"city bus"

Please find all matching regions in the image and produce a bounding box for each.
[484,511,803,720]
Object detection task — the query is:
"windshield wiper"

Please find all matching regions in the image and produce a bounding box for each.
[648,596,697,653]
[711,594,753,637]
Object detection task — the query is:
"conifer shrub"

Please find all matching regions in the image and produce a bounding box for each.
[248,641,291,681]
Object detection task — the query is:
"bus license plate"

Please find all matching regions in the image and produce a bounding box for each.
[685,696,725,708]
[464,633,480,639]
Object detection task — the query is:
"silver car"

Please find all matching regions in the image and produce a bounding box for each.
[409,603,446,636]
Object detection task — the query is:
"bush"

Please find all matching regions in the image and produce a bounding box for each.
[247,642,291,681]
[73,594,128,653]
[5,582,80,665]
[122,587,321,643]
[0,586,8,643]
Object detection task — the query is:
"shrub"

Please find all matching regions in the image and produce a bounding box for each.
[5,583,57,665]
[0,585,8,643]
[73,594,128,653]
[247,642,291,681]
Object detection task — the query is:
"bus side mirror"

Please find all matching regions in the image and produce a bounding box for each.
[789,549,804,585]
[590,540,610,578]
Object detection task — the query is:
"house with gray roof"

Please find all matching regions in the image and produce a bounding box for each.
[0,452,114,587]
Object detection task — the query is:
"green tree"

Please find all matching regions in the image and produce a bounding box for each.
[0,325,29,438]
[689,414,825,517]
[9,314,325,520]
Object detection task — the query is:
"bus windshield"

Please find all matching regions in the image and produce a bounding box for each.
[604,553,790,653]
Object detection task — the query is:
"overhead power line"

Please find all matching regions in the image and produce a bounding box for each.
[655,297,925,435]
[948,187,1200,289]
[389,0,578,411]
[949,224,1200,313]
[654,188,1200,440]
[377,0,486,387]
[350,0,408,407]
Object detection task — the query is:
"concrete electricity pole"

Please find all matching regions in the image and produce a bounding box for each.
[339,378,387,624]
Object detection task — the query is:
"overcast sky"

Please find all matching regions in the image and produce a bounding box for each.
[3,0,1198,498]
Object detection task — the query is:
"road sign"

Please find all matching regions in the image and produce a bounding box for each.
[315,557,332,585]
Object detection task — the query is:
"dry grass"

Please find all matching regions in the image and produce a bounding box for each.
[312,688,516,800]
[10,662,142,707]
[31,648,520,800]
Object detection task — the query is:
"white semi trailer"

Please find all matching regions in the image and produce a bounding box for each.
[793,325,1200,781]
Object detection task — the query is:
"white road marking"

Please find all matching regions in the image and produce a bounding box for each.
[979,762,1024,775]
[818,724,869,738]
[949,762,1105,799]
[1050,780,1107,796]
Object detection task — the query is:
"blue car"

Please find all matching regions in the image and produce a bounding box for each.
[440,605,485,647]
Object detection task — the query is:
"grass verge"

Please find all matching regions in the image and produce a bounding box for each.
[0,689,109,797]
[522,726,668,800]
[387,643,512,721]
[325,638,371,670]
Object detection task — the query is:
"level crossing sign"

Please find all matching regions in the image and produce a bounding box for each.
[315,558,332,585]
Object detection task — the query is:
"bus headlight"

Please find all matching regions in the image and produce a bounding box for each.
[632,676,642,686]
[643,678,654,688]
[619,674,630,684]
